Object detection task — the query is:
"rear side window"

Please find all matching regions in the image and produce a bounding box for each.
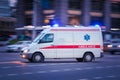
[40,33,54,43]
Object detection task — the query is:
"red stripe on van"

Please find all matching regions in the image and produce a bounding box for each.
[40,45,100,49]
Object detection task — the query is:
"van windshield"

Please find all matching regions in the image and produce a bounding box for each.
[33,33,45,43]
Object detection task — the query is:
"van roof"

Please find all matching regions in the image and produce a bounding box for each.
[42,26,101,33]
[49,26,100,29]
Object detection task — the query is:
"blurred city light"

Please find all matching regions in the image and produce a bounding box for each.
[9,0,17,7]
[111,28,120,31]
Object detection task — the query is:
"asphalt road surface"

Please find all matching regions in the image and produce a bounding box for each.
[0,52,120,80]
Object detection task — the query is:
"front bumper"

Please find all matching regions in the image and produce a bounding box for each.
[106,48,120,52]
[20,53,32,59]
[6,47,21,52]
[6,48,18,52]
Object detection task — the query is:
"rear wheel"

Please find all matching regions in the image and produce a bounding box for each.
[32,53,44,63]
[83,53,94,62]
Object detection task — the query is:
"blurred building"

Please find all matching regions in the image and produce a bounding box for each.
[0,0,16,35]
[16,0,120,30]
[7,0,120,40]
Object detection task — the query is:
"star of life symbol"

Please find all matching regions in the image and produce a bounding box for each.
[84,34,90,41]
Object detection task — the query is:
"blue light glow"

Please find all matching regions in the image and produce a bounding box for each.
[53,24,59,27]
[94,24,100,27]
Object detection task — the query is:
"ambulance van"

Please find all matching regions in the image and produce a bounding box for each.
[21,26,103,62]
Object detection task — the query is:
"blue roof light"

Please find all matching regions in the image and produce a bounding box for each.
[53,24,59,27]
[94,24,100,27]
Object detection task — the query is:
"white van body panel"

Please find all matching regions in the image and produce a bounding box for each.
[22,27,103,60]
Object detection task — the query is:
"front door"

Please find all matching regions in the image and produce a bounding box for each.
[39,33,56,58]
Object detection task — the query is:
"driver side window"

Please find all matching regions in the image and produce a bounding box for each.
[40,33,54,43]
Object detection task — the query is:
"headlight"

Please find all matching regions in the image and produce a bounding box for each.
[23,49,29,53]
[107,45,112,48]
[118,45,120,48]
[21,54,26,59]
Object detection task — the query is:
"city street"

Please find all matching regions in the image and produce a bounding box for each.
[0,0,120,80]
[0,52,120,80]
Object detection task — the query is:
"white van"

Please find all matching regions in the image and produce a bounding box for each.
[21,26,103,62]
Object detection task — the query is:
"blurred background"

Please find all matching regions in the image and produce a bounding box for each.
[0,0,120,45]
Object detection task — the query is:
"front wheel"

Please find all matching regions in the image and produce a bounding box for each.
[32,53,44,63]
[83,53,94,62]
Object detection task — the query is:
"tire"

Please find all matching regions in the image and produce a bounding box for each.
[32,53,44,63]
[76,58,83,62]
[83,53,94,62]
[110,51,115,55]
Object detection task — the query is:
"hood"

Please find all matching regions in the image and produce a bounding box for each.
[7,44,23,48]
